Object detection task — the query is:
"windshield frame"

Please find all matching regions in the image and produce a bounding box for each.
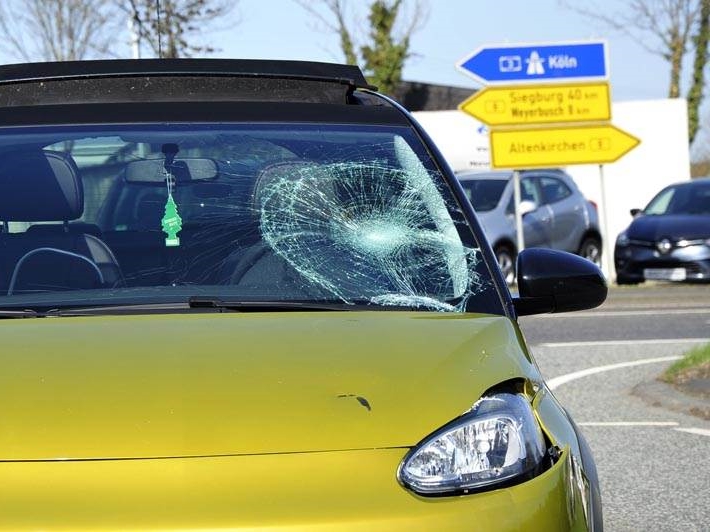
[0,119,505,315]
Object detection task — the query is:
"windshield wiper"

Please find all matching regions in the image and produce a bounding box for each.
[0,296,448,318]
[187,296,358,312]
[0,299,355,318]
[0,308,40,318]
[188,296,458,312]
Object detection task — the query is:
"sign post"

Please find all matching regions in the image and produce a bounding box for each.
[512,170,524,253]
[458,82,611,126]
[457,41,608,85]
[457,39,639,281]
[597,164,614,284]
[488,124,640,168]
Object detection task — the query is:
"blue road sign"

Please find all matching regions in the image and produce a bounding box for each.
[457,41,607,85]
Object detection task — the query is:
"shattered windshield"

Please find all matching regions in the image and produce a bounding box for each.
[0,123,500,313]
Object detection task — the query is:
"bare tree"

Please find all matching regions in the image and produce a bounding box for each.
[124,0,237,58]
[294,0,359,64]
[562,0,700,98]
[294,0,428,94]
[562,0,710,146]
[0,0,118,61]
[687,0,710,143]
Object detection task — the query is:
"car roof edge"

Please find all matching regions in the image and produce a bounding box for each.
[0,59,377,91]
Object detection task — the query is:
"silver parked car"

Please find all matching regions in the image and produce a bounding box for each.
[457,169,602,284]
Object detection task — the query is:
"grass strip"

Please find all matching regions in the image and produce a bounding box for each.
[661,342,710,384]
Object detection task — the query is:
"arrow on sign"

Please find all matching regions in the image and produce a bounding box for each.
[458,82,611,126]
[489,124,640,169]
[457,41,607,85]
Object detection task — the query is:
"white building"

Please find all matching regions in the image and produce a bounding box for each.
[413,98,691,279]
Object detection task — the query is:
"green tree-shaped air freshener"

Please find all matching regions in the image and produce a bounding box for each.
[161,192,182,247]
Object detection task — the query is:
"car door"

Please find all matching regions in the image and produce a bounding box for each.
[505,175,552,248]
[538,173,585,252]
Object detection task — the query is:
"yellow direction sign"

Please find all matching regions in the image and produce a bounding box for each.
[489,124,640,168]
[459,82,611,126]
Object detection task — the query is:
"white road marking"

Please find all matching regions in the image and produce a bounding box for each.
[541,341,710,439]
[524,308,710,318]
[579,423,710,438]
[546,356,682,390]
[674,427,710,437]
[538,338,709,348]
[579,421,679,427]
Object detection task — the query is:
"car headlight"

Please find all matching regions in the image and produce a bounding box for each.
[616,231,629,247]
[398,393,547,495]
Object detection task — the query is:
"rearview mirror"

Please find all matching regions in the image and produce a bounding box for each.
[125,158,218,183]
[512,248,607,316]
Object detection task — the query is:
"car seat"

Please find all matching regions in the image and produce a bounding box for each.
[220,160,314,285]
[218,159,336,297]
[0,149,123,295]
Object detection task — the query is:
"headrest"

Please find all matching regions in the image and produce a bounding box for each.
[0,149,83,221]
[252,160,329,212]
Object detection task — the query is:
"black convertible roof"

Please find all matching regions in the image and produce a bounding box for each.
[0,59,384,109]
[0,59,376,90]
[0,59,408,124]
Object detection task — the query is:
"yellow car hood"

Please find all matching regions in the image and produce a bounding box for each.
[0,311,534,460]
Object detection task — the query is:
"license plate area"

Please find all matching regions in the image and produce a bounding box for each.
[643,268,687,281]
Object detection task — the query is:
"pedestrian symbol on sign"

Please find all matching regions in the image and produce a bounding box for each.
[526,51,545,75]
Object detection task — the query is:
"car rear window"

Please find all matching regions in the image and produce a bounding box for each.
[539,176,572,204]
[459,179,508,212]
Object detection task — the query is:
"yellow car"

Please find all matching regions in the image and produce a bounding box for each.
[0,59,606,530]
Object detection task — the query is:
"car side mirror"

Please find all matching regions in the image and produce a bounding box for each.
[519,200,537,216]
[512,248,607,316]
[630,208,642,217]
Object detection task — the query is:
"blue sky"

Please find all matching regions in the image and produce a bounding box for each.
[0,0,680,104]
[207,0,676,102]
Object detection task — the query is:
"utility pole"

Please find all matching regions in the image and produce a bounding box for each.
[128,13,141,59]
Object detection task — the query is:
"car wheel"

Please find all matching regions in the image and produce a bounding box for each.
[494,244,516,286]
[578,236,602,267]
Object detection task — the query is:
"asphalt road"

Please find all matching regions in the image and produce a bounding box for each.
[519,283,710,532]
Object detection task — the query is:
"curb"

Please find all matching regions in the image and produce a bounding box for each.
[632,379,710,421]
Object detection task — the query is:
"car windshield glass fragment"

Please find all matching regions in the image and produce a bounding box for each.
[0,123,498,313]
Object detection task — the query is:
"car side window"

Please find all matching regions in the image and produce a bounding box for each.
[539,176,572,205]
[687,185,710,214]
[645,187,675,214]
[521,177,540,203]
[505,177,540,214]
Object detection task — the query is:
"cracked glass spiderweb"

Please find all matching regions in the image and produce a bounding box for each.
[256,157,486,310]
